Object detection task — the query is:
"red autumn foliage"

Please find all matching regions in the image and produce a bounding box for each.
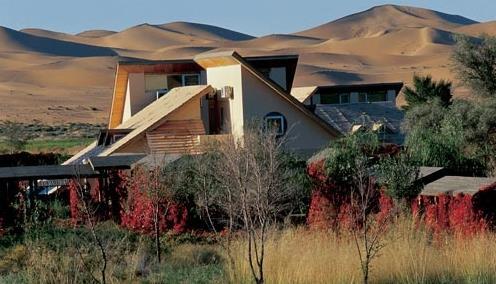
[306,153,494,237]
[68,170,129,225]
[416,194,487,237]
[306,161,388,230]
[68,179,81,224]
[377,191,394,224]
[119,170,188,235]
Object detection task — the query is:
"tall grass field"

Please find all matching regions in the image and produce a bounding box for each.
[2,218,496,283]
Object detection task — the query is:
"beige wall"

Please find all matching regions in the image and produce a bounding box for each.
[204,65,242,137]
[145,74,168,91]
[122,73,153,124]
[203,62,333,153]
[240,66,334,153]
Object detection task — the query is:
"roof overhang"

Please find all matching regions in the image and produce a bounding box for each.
[0,154,146,181]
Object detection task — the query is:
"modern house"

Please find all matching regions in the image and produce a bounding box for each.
[292,82,405,144]
[66,51,341,165]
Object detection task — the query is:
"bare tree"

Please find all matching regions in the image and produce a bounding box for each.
[349,156,390,284]
[208,126,303,284]
[71,166,108,284]
[131,164,178,264]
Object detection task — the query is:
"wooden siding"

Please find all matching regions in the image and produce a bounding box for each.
[109,67,129,128]
[146,119,206,154]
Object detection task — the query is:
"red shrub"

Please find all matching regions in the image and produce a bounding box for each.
[377,191,394,224]
[307,186,337,230]
[68,179,81,224]
[416,194,487,237]
[120,171,187,235]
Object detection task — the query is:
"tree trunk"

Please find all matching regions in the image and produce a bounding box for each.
[154,205,161,263]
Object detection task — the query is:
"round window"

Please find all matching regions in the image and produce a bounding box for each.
[263,112,287,136]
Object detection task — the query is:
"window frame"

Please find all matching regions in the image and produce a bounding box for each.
[359,90,388,103]
[182,73,201,86]
[264,114,286,136]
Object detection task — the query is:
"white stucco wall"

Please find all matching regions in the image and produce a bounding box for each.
[122,79,132,123]
[240,67,334,153]
[204,64,243,138]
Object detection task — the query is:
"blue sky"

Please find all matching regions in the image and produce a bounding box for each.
[1,0,495,36]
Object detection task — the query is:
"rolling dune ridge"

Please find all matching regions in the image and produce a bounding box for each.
[0,5,491,123]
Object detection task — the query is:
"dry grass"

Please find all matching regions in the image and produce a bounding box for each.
[3,220,496,283]
[229,218,496,284]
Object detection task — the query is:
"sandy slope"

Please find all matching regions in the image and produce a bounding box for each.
[0,5,492,123]
[455,21,496,37]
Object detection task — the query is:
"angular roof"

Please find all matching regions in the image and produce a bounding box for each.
[101,85,214,156]
[194,51,341,137]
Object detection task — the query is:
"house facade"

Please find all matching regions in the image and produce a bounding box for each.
[67,51,340,164]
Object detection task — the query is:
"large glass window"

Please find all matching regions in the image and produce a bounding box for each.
[320,93,350,105]
[320,92,350,104]
[167,75,183,89]
[183,74,200,86]
[339,93,350,104]
[357,91,388,103]
[367,90,388,102]
[320,93,340,104]
[358,92,368,103]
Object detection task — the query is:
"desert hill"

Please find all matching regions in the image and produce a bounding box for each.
[294,5,477,39]
[0,4,493,123]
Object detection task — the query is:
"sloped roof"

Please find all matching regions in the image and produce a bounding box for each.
[291,86,318,103]
[194,50,341,137]
[101,85,214,156]
[421,176,496,196]
[314,102,404,144]
[62,141,106,165]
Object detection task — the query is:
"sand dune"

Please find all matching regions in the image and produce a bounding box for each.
[0,26,117,57]
[157,21,254,41]
[0,5,493,123]
[228,34,324,49]
[76,30,117,38]
[297,27,456,56]
[456,21,496,37]
[294,5,476,40]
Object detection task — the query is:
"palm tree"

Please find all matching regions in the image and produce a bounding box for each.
[402,74,452,110]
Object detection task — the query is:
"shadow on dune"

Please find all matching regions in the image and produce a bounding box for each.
[0,26,118,57]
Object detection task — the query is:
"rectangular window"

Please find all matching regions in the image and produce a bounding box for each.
[320,93,340,104]
[167,75,183,89]
[339,93,350,104]
[367,90,388,102]
[183,74,200,86]
[358,92,368,103]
